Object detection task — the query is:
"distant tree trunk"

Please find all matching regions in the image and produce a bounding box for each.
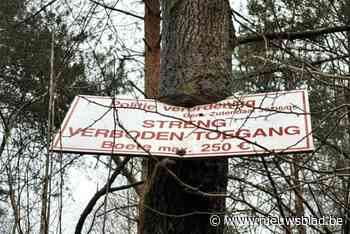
[342,3,350,233]
[141,0,234,233]
[138,0,160,233]
[292,161,306,234]
[144,0,160,99]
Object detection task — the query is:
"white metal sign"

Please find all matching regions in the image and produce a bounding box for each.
[50,90,314,158]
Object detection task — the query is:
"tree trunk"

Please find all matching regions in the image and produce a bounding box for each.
[141,1,233,233]
[144,0,160,99]
[292,161,306,234]
[158,0,233,107]
[138,1,160,233]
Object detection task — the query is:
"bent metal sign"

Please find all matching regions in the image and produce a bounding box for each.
[50,90,314,158]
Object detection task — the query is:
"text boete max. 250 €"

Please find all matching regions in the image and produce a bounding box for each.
[50,89,314,158]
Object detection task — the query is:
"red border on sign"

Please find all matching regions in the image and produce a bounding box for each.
[51,90,314,158]
[52,96,81,149]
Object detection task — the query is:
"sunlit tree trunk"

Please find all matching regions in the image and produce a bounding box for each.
[139,0,160,233]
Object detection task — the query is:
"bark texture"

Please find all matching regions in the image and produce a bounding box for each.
[144,0,160,99]
[142,1,233,233]
[143,160,228,234]
[158,0,233,106]
[139,1,160,233]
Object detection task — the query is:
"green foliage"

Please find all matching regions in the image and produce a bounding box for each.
[0,0,25,24]
[0,0,98,130]
[247,0,331,32]
[235,4,350,229]
[240,0,350,147]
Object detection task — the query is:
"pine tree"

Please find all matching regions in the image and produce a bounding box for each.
[141,1,233,233]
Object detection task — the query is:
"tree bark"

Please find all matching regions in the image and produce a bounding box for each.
[292,161,306,234]
[158,0,233,107]
[138,1,160,233]
[144,0,160,99]
[142,1,233,233]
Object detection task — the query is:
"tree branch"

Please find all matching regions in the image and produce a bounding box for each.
[112,155,143,196]
[16,0,60,26]
[74,157,131,234]
[89,0,144,20]
[237,25,350,45]
[110,181,144,193]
